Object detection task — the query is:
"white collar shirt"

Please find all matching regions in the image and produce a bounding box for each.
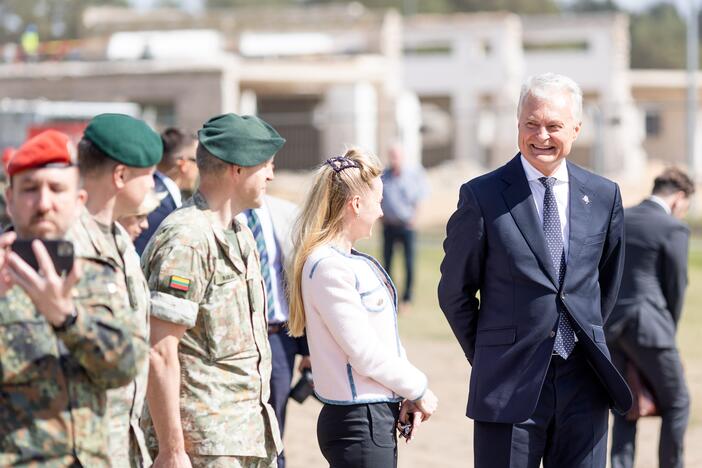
[250,203,289,324]
[520,155,570,259]
[155,171,182,208]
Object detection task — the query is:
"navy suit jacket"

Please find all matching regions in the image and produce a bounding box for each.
[438,154,632,424]
[606,199,690,348]
[134,174,177,256]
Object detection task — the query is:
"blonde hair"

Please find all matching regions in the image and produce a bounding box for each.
[287,148,382,337]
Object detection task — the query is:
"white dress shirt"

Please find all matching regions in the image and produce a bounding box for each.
[252,203,289,324]
[520,155,570,259]
[154,171,182,208]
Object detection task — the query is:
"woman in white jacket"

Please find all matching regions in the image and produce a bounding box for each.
[288,148,438,468]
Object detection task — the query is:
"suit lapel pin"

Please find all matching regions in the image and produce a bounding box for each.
[582,195,590,205]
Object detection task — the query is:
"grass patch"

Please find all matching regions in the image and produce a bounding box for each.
[358,231,702,425]
[357,233,453,341]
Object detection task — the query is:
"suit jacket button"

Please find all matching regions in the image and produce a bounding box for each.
[549,331,556,338]
[560,293,566,300]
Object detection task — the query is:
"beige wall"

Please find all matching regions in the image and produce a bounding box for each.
[0,60,240,131]
[633,87,687,166]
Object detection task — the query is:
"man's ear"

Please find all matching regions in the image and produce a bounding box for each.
[671,190,687,210]
[113,164,127,190]
[77,188,88,206]
[228,164,243,180]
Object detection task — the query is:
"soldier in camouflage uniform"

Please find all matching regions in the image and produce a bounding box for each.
[142,113,285,468]
[0,147,13,230]
[0,130,142,467]
[67,114,162,468]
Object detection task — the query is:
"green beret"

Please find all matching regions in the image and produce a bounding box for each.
[83,113,163,167]
[198,113,285,166]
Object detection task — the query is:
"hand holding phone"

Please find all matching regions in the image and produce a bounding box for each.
[11,239,74,276]
[398,400,423,443]
[398,419,412,439]
[6,239,80,327]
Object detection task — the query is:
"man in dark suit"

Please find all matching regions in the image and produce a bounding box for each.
[237,195,311,468]
[439,72,632,467]
[134,127,198,255]
[606,168,694,468]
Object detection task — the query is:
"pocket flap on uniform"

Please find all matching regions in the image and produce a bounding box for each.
[476,327,516,347]
[592,325,606,343]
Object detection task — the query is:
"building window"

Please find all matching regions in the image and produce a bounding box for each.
[645,109,662,137]
[403,42,452,56]
[523,40,589,52]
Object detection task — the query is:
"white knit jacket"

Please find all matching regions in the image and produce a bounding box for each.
[301,245,427,405]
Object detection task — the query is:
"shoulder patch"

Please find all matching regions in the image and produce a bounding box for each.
[169,275,191,292]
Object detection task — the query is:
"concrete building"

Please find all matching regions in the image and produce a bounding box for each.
[522,13,645,178]
[1,6,691,180]
[403,13,523,168]
[0,6,410,171]
[402,12,646,178]
[630,69,702,170]
[0,58,240,133]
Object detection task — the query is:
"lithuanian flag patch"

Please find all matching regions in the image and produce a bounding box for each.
[169,275,191,292]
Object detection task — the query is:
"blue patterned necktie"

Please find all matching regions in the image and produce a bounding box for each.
[539,177,576,359]
[246,209,275,321]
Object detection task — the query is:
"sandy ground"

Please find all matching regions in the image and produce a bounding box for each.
[284,338,702,468]
[275,159,702,467]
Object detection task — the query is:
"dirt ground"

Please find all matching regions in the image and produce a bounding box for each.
[284,338,702,468]
[275,159,702,467]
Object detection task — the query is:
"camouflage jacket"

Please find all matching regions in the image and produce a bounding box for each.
[0,256,139,467]
[141,191,282,458]
[0,180,10,231]
[67,207,151,468]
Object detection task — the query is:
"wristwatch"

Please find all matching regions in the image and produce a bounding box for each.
[53,308,78,332]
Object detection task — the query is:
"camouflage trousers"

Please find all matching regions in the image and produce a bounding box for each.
[189,454,277,468]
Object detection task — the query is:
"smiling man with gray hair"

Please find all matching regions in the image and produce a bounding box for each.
[439,72,631,467]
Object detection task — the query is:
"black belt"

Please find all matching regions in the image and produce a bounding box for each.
[268,322,287,335]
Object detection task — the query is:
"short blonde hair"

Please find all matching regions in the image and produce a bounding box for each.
[287,148,382,337]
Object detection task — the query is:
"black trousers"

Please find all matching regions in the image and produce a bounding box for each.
[610,334,690,468]
[474,347,610,468]
[382,224,416,303]
[317,402,400,468]
[268,328,299,468]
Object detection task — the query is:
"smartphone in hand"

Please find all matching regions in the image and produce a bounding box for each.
[11,239,74,276]
[398,421,412,439]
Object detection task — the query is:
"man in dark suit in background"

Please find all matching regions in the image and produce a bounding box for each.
[237,195,311,468]
[439,72,631,468]
[134,127,198,255]
[607,168,694,468]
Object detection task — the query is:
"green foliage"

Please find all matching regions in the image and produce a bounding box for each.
[206,0,558,14]
[447,0,559,14]
[2,0,701,72]
[0,0,128,41]
[206,0,293,7]
[630,3,687,69]
[563,0,619,12]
